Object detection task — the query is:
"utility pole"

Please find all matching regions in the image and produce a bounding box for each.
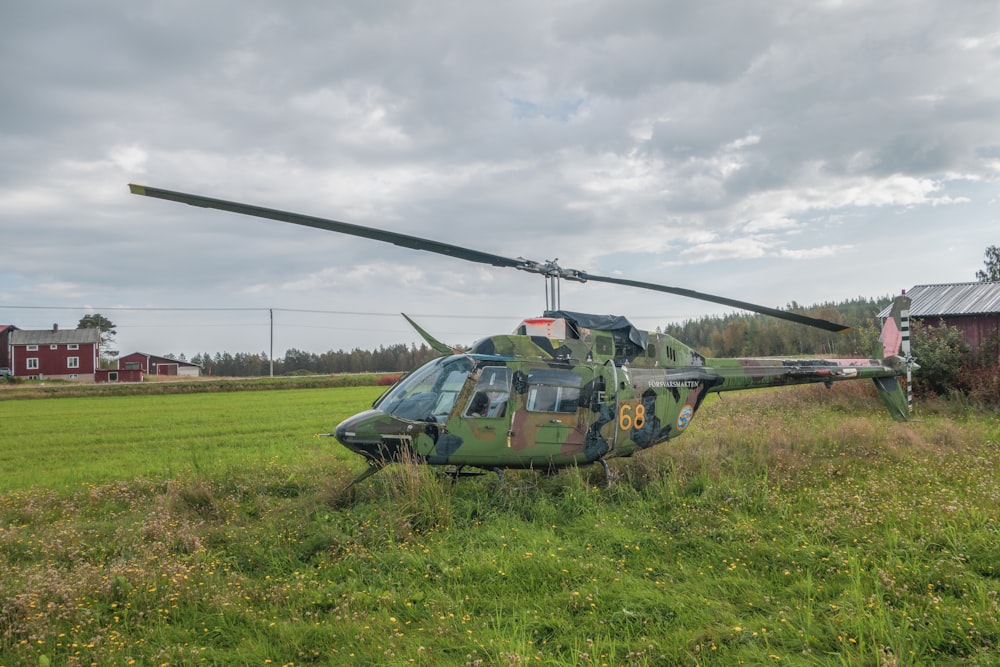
[269,308,274,377]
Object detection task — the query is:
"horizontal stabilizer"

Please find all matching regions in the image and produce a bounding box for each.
[872,376,910,422]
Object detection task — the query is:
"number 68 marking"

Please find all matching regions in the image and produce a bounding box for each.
[618,403,646,430]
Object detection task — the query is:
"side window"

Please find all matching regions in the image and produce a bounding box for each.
[465,366,512,418]
[526,369,582,413]
[595,335,613,357]
[431,368,469,419]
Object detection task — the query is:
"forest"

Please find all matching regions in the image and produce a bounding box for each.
[659,295,891,357]
[186,342,440,377]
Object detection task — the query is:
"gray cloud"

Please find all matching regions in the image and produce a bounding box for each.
[1,0,998,355]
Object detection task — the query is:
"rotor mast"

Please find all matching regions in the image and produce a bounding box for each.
[514,258,586,311]
[547,274,560,311]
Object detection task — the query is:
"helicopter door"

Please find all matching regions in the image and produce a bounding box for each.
[509,365,595,462]
[597,360,619,454]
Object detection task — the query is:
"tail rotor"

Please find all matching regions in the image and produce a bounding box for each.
[899,293,914,414]
[879,291,915,415]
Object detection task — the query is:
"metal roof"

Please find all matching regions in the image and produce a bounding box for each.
[878,282,1000,318]
[10,328,101,345]
[122,351,202,368]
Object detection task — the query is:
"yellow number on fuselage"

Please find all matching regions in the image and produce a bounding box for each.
[618,403,646,431]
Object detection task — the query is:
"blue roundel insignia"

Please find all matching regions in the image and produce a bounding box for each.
[677,406,694,430]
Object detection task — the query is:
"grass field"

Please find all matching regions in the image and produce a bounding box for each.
[1,382,999,666]
[0,386,380,491]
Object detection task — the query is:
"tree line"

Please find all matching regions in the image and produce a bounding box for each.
[660,296,892,358]
[180,343,439,377]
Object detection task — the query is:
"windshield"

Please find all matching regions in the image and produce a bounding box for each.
[375,355,474,422]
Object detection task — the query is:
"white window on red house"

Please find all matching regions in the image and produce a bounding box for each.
[27,345,38,351]
[67,357,80,369]
[27,358,39,369]
[68,344,79,350]
[50,344,58,350]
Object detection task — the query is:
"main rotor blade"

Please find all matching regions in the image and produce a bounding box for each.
[128,184,528,270]
[129,184,851,333]
[578,273,851,333]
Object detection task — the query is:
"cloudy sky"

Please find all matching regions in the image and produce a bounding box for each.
[2,1,998,359]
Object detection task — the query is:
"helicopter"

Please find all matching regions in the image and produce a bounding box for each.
[129,184,915,486]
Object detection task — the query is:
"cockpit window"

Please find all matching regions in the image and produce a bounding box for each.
[376,356,474,422]
[465,366,511,418]
[526,369,581,413]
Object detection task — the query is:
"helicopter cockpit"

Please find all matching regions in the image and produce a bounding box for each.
[375,355,474,422]
[373,354,516,424]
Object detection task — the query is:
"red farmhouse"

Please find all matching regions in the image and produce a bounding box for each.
[9,325,101,382]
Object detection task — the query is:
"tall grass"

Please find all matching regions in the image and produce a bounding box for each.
[1,383,998,665]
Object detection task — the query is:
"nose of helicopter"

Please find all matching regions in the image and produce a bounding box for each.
[333,409,414,462]
[334,409,382,456]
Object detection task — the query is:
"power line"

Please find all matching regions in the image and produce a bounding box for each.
[0,304,521,319]
[0,304,682,320]
[0,305,264,311]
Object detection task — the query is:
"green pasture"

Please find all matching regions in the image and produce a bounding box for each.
[1,384,999,666]
[0,387,381,492]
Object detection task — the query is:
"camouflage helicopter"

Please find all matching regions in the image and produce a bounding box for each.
[129,184,915,486]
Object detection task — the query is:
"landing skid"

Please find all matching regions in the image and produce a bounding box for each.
[441,465,485,481]
[440,465,505,485]
[346,460,387,488]
[442,462,610,487]
[598,457,612,487]
[347,459,612,488]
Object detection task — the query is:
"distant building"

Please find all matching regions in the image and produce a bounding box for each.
[8,325,101,382]
[96,368,144,383]
[882,282,1000,358]
[119,352,201,377]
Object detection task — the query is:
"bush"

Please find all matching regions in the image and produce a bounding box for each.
[958,365,1000,406]
[910,321,1000,406]
[911,321,968,397]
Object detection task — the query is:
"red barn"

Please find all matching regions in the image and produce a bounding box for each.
[882,282,1000,360]
[96,368,144,383]
[8,325,101,381]
[119,352,201,377]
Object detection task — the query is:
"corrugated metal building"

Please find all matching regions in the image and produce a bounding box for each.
[119,352,201,377]
[881,282,1000,356]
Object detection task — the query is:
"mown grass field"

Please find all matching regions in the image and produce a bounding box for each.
[1,382,998,666]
